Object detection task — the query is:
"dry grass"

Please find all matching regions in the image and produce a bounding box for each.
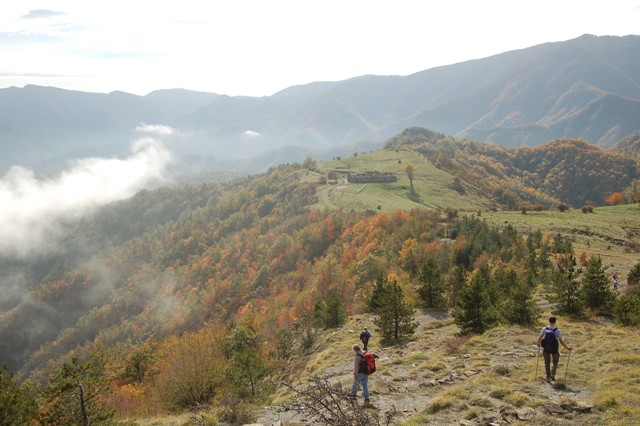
[243,308,640,426]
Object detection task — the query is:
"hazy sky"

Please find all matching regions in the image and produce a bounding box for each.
[1,0,639,96]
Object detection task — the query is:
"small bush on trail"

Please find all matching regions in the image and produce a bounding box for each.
[281,377,397,426]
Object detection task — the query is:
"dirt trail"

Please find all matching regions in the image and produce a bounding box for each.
[255,311,595,425]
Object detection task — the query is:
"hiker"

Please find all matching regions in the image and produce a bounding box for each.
[537,316,572,382]
[359,327,372,350]
[351,344,371,403]
[613,272,619,291]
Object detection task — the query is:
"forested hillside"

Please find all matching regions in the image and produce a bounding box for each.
[2,133,640,424]
[613,130,640,153]
[385,127,640,207]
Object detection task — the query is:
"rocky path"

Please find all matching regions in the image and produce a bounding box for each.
[253,312,595,426]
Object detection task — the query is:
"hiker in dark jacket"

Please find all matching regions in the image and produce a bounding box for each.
[359,327,371,351]
[537,316,572,382]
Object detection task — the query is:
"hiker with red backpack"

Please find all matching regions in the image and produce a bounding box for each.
[537,316,572,382]
[351,344,379,404]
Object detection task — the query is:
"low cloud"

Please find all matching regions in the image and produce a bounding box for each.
[243,130,260,138]
[0,138,171,258]
[136,123,175,135]
[21,10,65,19]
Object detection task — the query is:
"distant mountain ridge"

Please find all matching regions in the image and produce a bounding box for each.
[1,34,639,175]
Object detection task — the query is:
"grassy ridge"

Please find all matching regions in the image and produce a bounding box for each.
[483,204,640,284]
[315,148,494,212]
[317,146,639,283]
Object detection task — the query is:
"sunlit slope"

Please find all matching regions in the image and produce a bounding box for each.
[483,204,640,284]
[316,148,494,212]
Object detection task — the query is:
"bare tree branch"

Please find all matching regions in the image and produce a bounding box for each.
[280,376,396,426]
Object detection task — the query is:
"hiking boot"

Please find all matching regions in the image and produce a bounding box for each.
[551,375,556,381]
[364,399,370,404]
[546,377,551,383]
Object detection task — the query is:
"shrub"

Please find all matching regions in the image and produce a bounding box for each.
[217,396,257,424]
[613,293,640,326]
[156,327,228,410]
[628,262,640,286]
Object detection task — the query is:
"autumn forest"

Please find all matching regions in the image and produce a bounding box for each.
[2,129,640,424]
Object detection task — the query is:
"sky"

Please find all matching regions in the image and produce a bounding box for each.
[2,0,640,97]
[1,0,640,261]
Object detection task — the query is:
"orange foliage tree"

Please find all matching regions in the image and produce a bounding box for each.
[605,192,625,205]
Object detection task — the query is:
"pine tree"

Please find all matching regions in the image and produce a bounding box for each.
[453,263,500,334]
[314,291,347,328]
[416,257,447,309]
[366,272,388,313]
[374,279,418,345]
[0,364,37,426]
[628,262,640,286]
[582,255,613,309]
[551,253,583,315]
[446,265,467,308]
[498,268,540,326]
[39,357,114,426]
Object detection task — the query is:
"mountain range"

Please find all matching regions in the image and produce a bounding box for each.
[1,34,639,175]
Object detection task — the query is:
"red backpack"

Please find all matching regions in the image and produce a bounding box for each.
[358,352,376,375]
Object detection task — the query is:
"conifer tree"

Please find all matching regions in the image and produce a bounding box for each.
[446,265,467,308]
[525,230,543,276]
[498,268,540,325]
[453,263,500,334]
[582,255,613,309]
[416,257,447,309]
[374,279,418,344]
[39,357,114,426]
[628,262,640,287]
[314,291,347,328]
[366,272,388,313]
[551,253,583,315]
[0,364,37,426]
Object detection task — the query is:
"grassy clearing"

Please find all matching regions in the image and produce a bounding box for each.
[315,148,493,212]
[483,204,640,289]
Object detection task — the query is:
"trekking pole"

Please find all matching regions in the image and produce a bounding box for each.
[534,345,540,381]
[564,350,572,383]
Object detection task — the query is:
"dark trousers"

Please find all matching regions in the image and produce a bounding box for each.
[361,339,368,350]
[543,351,559,379]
